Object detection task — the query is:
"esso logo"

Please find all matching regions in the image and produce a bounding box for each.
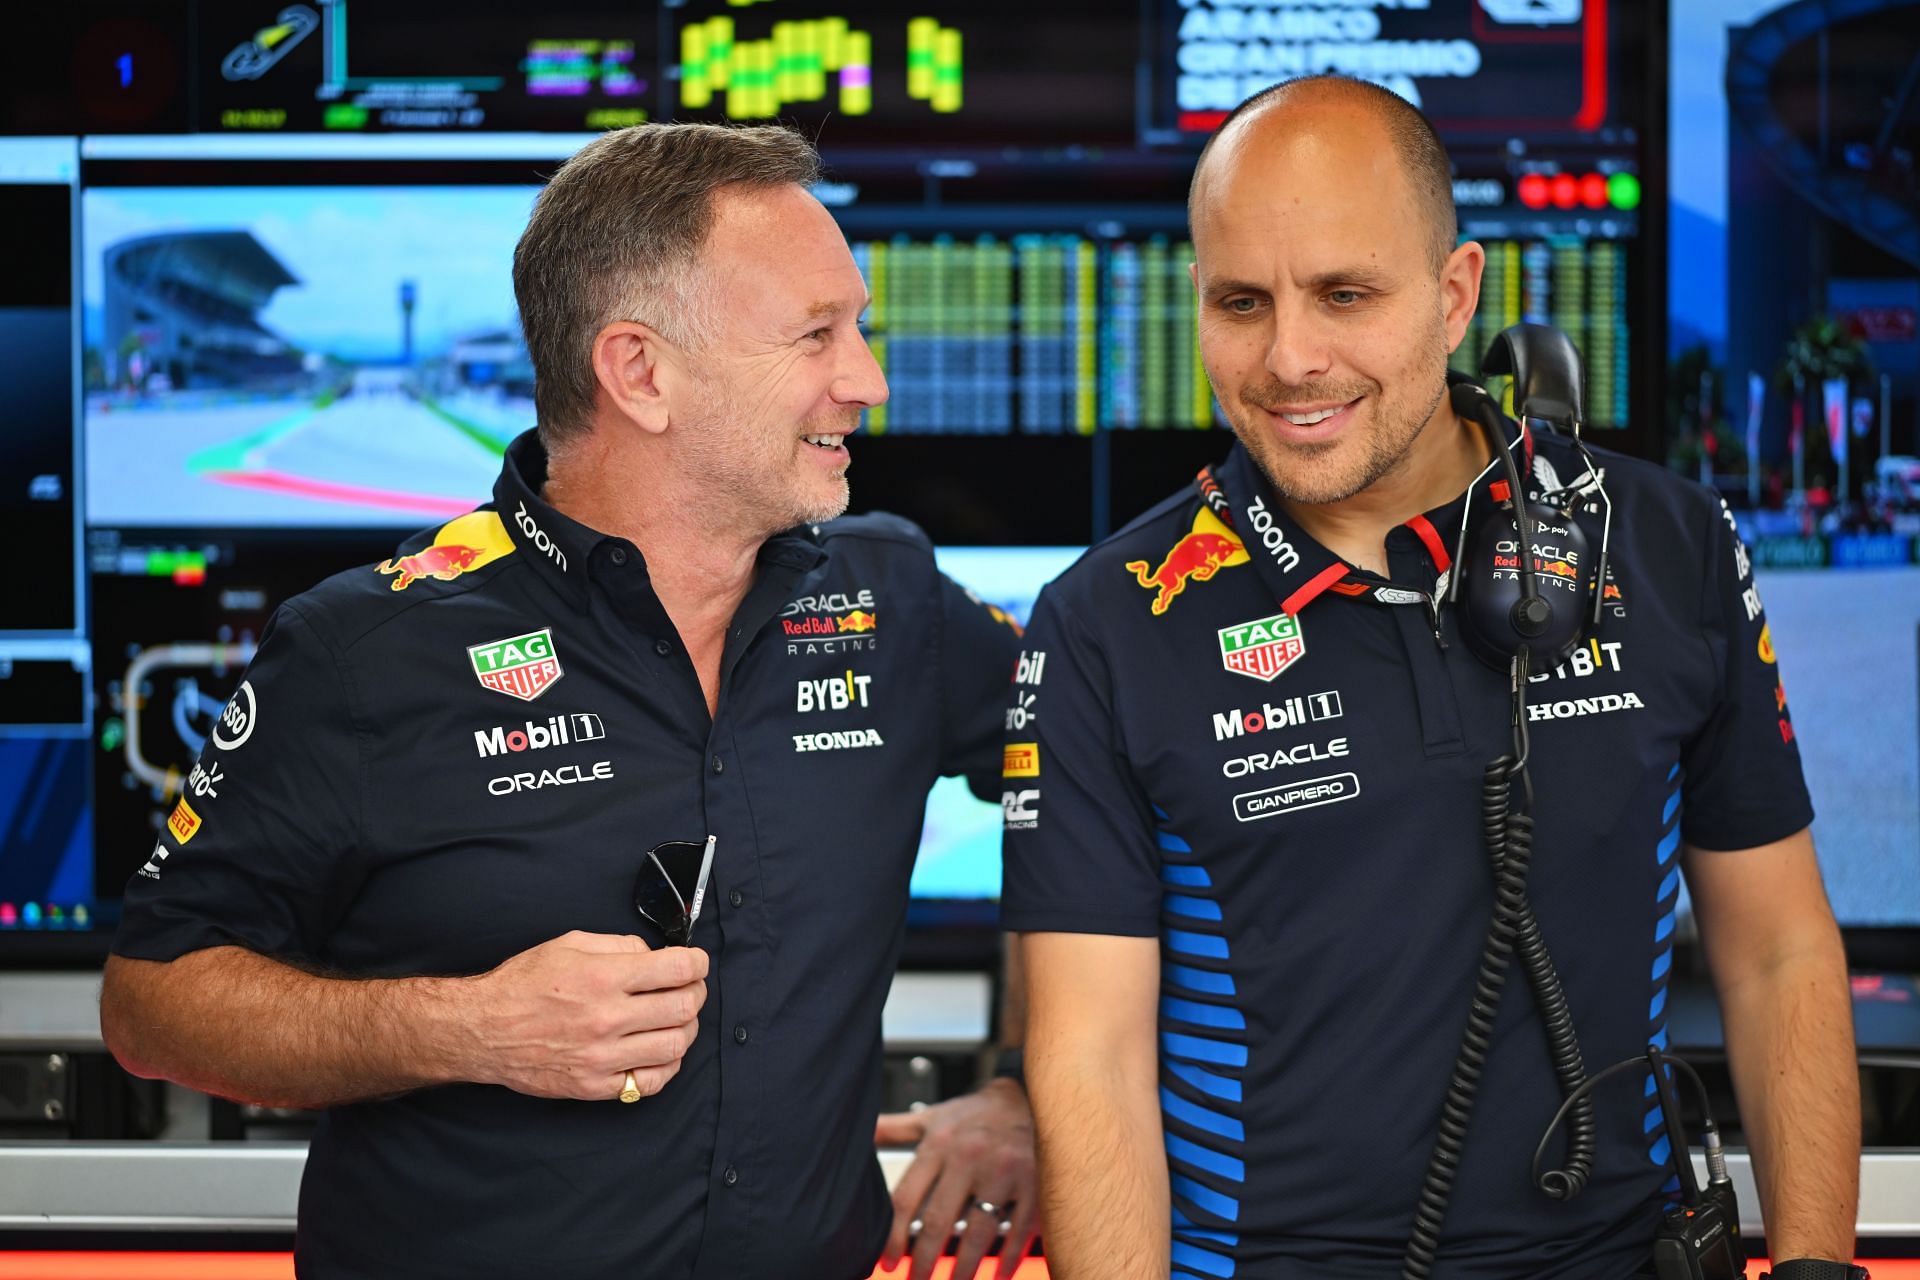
[212,681,257,751]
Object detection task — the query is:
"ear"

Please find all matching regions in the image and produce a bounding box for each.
[1439,240,1486,357]
[591,321,680,436]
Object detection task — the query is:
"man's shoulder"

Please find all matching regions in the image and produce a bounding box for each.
[806,512,941,591]
[1045,485,1211,610]
[812,510,934,555]
[280,506,530,654]
[1534,433,1724,537]
[1540,433,1714,505]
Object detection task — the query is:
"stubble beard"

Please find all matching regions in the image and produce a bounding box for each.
[1224,331,1451,508]
[681,379,856,534]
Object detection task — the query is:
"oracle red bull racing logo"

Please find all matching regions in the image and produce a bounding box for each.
[468,627,563,702]
[782,589,880,654]
[1126,507,1249,615]
[378,512,516,591]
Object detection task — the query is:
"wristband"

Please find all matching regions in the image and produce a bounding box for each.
[991,1047,1024,1088]
[1765,1261,1869,1280]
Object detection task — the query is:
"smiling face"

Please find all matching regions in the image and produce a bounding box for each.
[1190,98,1480,508]
[671,183,887,531]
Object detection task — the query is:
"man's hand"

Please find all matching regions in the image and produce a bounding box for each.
[461,930,708,1102]
[875,1078,1038,1280]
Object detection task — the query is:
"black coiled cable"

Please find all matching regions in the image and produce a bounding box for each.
[1399,656,1598,1279]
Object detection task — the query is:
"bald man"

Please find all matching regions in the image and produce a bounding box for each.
[1002,77,1860,1279]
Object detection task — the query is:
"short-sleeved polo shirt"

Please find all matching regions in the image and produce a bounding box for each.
[115,430,1023,1280]
[1002,428,1811,1279]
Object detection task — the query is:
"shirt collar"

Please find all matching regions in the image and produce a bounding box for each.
[493,431,608,611]
[1214,404,1534,615]
[493,430,829,611]
[1216,443,1350,615]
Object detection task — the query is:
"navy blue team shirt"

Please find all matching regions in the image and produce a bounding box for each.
[1001,423,1813,1279]
[114,431,1022,1280]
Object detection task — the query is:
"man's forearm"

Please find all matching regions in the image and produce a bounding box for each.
[1029,1047,1168,1280]
[1717,941,1860,1262]
[102,948,476,1109]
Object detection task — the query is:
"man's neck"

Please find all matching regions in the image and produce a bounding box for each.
[542,433,763,646]
[1279,405,1491,577]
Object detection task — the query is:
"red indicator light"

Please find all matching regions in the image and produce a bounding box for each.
[1517,174,1549,209]
[1579,173,1609,208]
[1550,173,1578,209]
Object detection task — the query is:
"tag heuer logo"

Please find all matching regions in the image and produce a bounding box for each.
[1219,613,1306,682]
[469,628,563,702]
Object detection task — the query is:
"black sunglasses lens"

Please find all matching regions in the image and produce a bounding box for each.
[634,871,685,942]
[634,843,706,945]
[649,841,708,888]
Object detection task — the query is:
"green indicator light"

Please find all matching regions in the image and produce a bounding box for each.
[1608,172,1641,210]
[324,104,369,129]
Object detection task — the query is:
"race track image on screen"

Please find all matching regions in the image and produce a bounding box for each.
[84,185,539,527]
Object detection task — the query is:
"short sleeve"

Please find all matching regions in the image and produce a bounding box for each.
[113,602,365,964]
[1678,497,1816,850]
[998,586,1161,937]
[936,570,1024,801]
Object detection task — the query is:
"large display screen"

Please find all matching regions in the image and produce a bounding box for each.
[83,184,534,527]
[5,0,1667,949]
[1665,0,1920,927]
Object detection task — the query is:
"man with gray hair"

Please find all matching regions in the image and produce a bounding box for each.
[102,123,1038,1280]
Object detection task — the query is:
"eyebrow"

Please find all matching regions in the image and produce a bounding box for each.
[1202,266,1397,296]
[1302,265,1395,290]
[803,293,874,321]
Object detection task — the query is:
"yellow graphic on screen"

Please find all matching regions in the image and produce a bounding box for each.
[905,18,961,113]
[679,13,962,119]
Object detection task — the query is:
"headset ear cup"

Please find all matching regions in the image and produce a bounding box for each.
[1454,502,1594,670]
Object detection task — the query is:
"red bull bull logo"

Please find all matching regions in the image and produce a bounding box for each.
[376,511,516,592]
[380,543,483,591]
[1126,508,1250,616]
[837,610,878,634]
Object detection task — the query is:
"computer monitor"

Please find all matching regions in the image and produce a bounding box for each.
[1669,0,1920,935]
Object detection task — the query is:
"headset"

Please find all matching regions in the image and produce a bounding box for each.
[1446,323,1614,673]
[1401,325,1736,1280]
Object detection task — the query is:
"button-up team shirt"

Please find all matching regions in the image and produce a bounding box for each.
[116,431,1022,1279]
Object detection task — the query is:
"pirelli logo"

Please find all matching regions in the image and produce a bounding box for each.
[1003,743,1040,777]
[166,798,202,844]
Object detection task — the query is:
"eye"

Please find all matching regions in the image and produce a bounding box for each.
[1327,289,1363,306]
[1224,296,1261,315]
[804,327,832,343]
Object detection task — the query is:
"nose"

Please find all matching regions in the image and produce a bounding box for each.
[1263,301,1333,389]
[834,327,890,410]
